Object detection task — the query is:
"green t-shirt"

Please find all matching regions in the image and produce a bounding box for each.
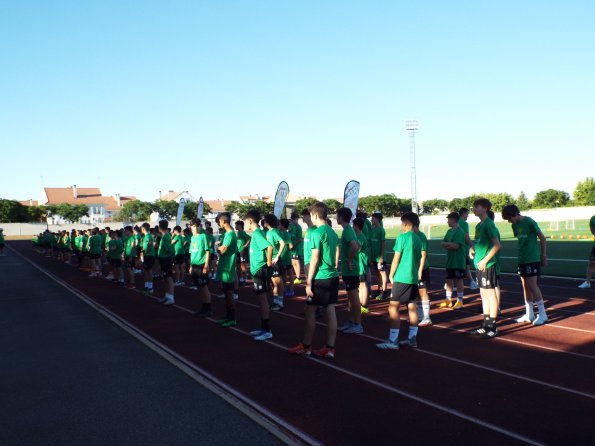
[356,232,369,275]
[303,226,316,265]
[158,232,174,259]
[143,233,155,257]
[289,223,302,255]
[172,234,185,256]
[124,235,136,257]
[266,228,285,259]
[108,238,123,259]
[74,235,83,251]
[494,224,501,275]
[458,218,470,255]
[280,231,292,267]
[100,233,108,249]
[473,218,499,269]
[89,234,102,255]
[82,235,90,252]
[310,225,339,280]
[184,235,191,254]
[370,225,386,262]
[512,216,542,264]
[340,225,359,276]
[236,230,250,253]
[216,230,238,283]
[249,228,271,275]
[190,233,209,266]
[416,230,430,270]
[206,234,215,254]
[443,227,466,270]
[393,231,422,285]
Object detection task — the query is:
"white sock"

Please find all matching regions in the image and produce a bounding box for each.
[457,292,464,301]
[422,301,430,319]
[148,283,153,289]
[409,326,419,339]
[445,292,452,300]
[525,302,535,319]
[536,300,546,316]
[389,328,399,342]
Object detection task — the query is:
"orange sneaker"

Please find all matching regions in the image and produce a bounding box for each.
[287,343,311,356]
[313,346,335,359]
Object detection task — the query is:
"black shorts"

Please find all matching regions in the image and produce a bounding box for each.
[307,277,339,308]
[237,251,249,263]
[518,262,541,278]
[477,266,498,289]
[252,266,271,294]
[390,282,419,303]
[343,275,365,291]
[190,264,209,287]
[291,254,302,260]
[372,261,386,272]
[159,257,173,278]
[174,254,186,265]
[418,269,430,289]
[270,262,286,277]
[109,258,122,267]
[90,253,101,260]
[446,268,466,280]
[125,257,135,269]
[590,245,595,262]
[143,255,155,270]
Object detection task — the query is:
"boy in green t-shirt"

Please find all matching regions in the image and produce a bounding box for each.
[356,211,373,294]
[189,221,212,317]
[246,209,274,341]
[502,204,549,325]
[172,225,186,287]
[123,226,137,290]
[289,212,303,284]
[107,230,124,285]
[412,222,431,326]
[88,228,103,277]
[370,212,389,300]
[215,213,239,327]
[487,211,503,316]
[157,220,175,305]
[235,220,251,284]
[288,202,339,359]
[279,219,296,298]
[336,208,364,334]
[469,199,501,339]
[352,218,370,314]
[141,222,156,294]
[264,214,287,311]
[205,226,216,279]
[578,215,595,289]
[437,212,467,319]
[458,208,479,290]
[376,212,422,350]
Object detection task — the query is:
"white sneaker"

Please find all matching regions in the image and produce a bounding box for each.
[532,314,548,325]
[343,324,364,334]
[418,318,433,327]
[162,296,175,306]
[338,322,353,332]
[254,331,273,341]
[233,293,239,300]
[88,272,97,278]
[516,314,535,323]
[578,281,591,289]
[470,280,479,290]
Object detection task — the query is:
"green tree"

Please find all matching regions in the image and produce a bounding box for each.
[293,197,318,215]
[116,200,154,222]
[322,199,342,214]
[0,199,29,222]
[532,189,570,209]
[516,191,531,211]
[27,205,46,222]
[153,199,179,221]
[60,204,89,222]
[182,201,212,221]
[573,177,595,206]
[225,200,274,219]
[420,199,448,215]
[484,193,515,212]
[224,201,241,215]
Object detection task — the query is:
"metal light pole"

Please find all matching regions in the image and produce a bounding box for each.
[405,120,419,214]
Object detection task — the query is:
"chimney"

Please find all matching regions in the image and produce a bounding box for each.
[73,185,78,198]
[159,190,162,199]
[115,193,121,207]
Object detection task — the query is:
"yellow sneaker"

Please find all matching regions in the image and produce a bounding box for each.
[438,299,453,308]
[360,306,369,314]
[293,278,302,285]
[452,300,464,309]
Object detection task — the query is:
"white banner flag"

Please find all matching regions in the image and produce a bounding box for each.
[273,181,290,219]
[176,198,186,226]
[197,196,204,220]
[343,180,360,222]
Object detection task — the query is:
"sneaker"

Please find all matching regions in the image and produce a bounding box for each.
[343,324,364,334]
[221,319,237,328]
[145,288,154,295]
[470,280,479,290]
[438,299,453,308]
[372,291,383,300]
[288,343,312,356]
[194,308,213,318]
[452,300,464,309]
[399,336,418,348]
[254,331,273,341]
[189,286,198,290]
[125,284,135,290]
[162,297,175,306]
[578,281,591,289]
[516,314,535,323]
[374,293,386,301]
[216,318,230,325]
[532,314,548,325]
[239,277,246,283]
[250,329,265,337]
[105,274,114,280]
[88,272,97,278]
[313,346,335,358]
[338,322,353,332]
[214,293,225,299]
[293,278,302,285]
[360,306,369,315]
[376,340,399,350]
[283,290,295,297]
[270,303,283,311]
[480,327,498,339]
[418,318,433,327]
[233,293,239,300]
[469,326,487,336]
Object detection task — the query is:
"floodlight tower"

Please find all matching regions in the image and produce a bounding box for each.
[405,120,419,214]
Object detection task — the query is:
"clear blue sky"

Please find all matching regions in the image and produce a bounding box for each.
[1,1,593,203]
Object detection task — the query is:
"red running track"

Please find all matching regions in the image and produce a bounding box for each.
[9,242,595,445]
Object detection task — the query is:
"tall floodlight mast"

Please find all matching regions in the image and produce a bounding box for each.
[405,120,419,214]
